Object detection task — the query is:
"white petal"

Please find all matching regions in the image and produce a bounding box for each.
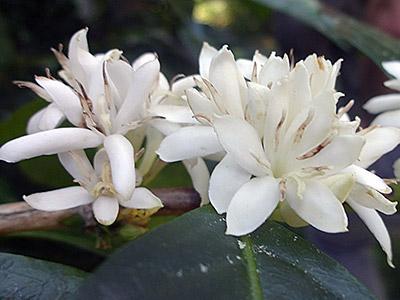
[67,28,95,85]
[382,61,400,79]
[183,157,210,205]
[226,176,280,236]
[93,196,119,225]
[58,150,97,187]
[0,128,103,163]
[357,127,400,168]
[68,28,89,56]
[26,108,47,134]
[364,93,400,114]
[93,148,108,176]
[106,59,134,108]
[319,173,355,203]
[116,58,160,129]
[122,187,163,209]
[148,105,196,124]
[347,199,394,268]
[296,135,365,171]
[349,184,397,215]
[150,119,182,136]
[199,42,218,78]
[394,158,400,178]
[236,59,253,80]
[157,126,223,162]
[209,154,251,213]
[35,77,82,126]
[209,46,246,118]
[104,134,135,201]
[24,186,93,211]
[371,110,400,127]
[138,126,164,177]
[280,201,308,227]
[132,53,157,71]
[258,52,290,86]
[186,88,218,121]
[213,115,269,176]
[286,179,348,233]
[342,165,391,194]
[171,76,198,96]
[38,103,65,131]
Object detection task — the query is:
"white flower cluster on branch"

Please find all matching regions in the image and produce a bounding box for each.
[1,29,399,266]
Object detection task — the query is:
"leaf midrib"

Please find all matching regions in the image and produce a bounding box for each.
[241,235,264,300]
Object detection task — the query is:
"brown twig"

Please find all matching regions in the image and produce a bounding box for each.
[0,188,200,235]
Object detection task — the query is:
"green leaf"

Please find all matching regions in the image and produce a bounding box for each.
[0,100,45,144]
[0,99,73,187]
[77,206,374,299]
[256,0,400,65]
[0,252,86,299]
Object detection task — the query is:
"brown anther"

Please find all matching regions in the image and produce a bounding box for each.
[297,132,335,160]
[317,56,326,71]
[251,61,258,82]
[289,49,295,69]
[358,124,380,135]
[45,68,55,80]
[135,148,145,161]
[383,178,398,185]
[274,109,287,151]
[294,109,315,144]
[193,114,212,125]
[279,179,287,202]
[337,100,354,118]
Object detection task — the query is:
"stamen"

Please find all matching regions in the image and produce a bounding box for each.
[77,82,103,133]
[317,56,325,71]
[274,109,287,151]
[289,49,295,70]
[120,54,130,64]
[279,178,287,202]
[251,61,258,82]
[293,109,315,144]
[358,124,380,135]
[45,68,55,80]
[297,131,336,160]
[102,61,114,110]
[337,100,354,118]
[300,166,331,176]
[193,114,212,125]
[135,148,145,161]
[13,80,52,101]
[383,178,398,185]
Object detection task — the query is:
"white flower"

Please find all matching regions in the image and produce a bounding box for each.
[0,29,160,165]
[204,56,398,266]
[24,143,162,225]
[364,61,400,127]
[0,29,163,223]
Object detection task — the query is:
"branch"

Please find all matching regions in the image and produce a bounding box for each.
[0,188,200,235]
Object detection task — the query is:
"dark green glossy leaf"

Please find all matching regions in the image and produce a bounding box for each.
[78,206,374,300]
[256,0,400,65]
[0,252,86,299]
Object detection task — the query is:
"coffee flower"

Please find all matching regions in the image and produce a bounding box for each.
[0,29,163,224]
[364,61,400,127]
[206,58,398,266]
[0,29,160,166]
[24,145,162,225]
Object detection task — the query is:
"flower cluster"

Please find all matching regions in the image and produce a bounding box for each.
[0,30,398,266]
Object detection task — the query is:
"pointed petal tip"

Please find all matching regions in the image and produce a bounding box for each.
[388,258,395,269]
